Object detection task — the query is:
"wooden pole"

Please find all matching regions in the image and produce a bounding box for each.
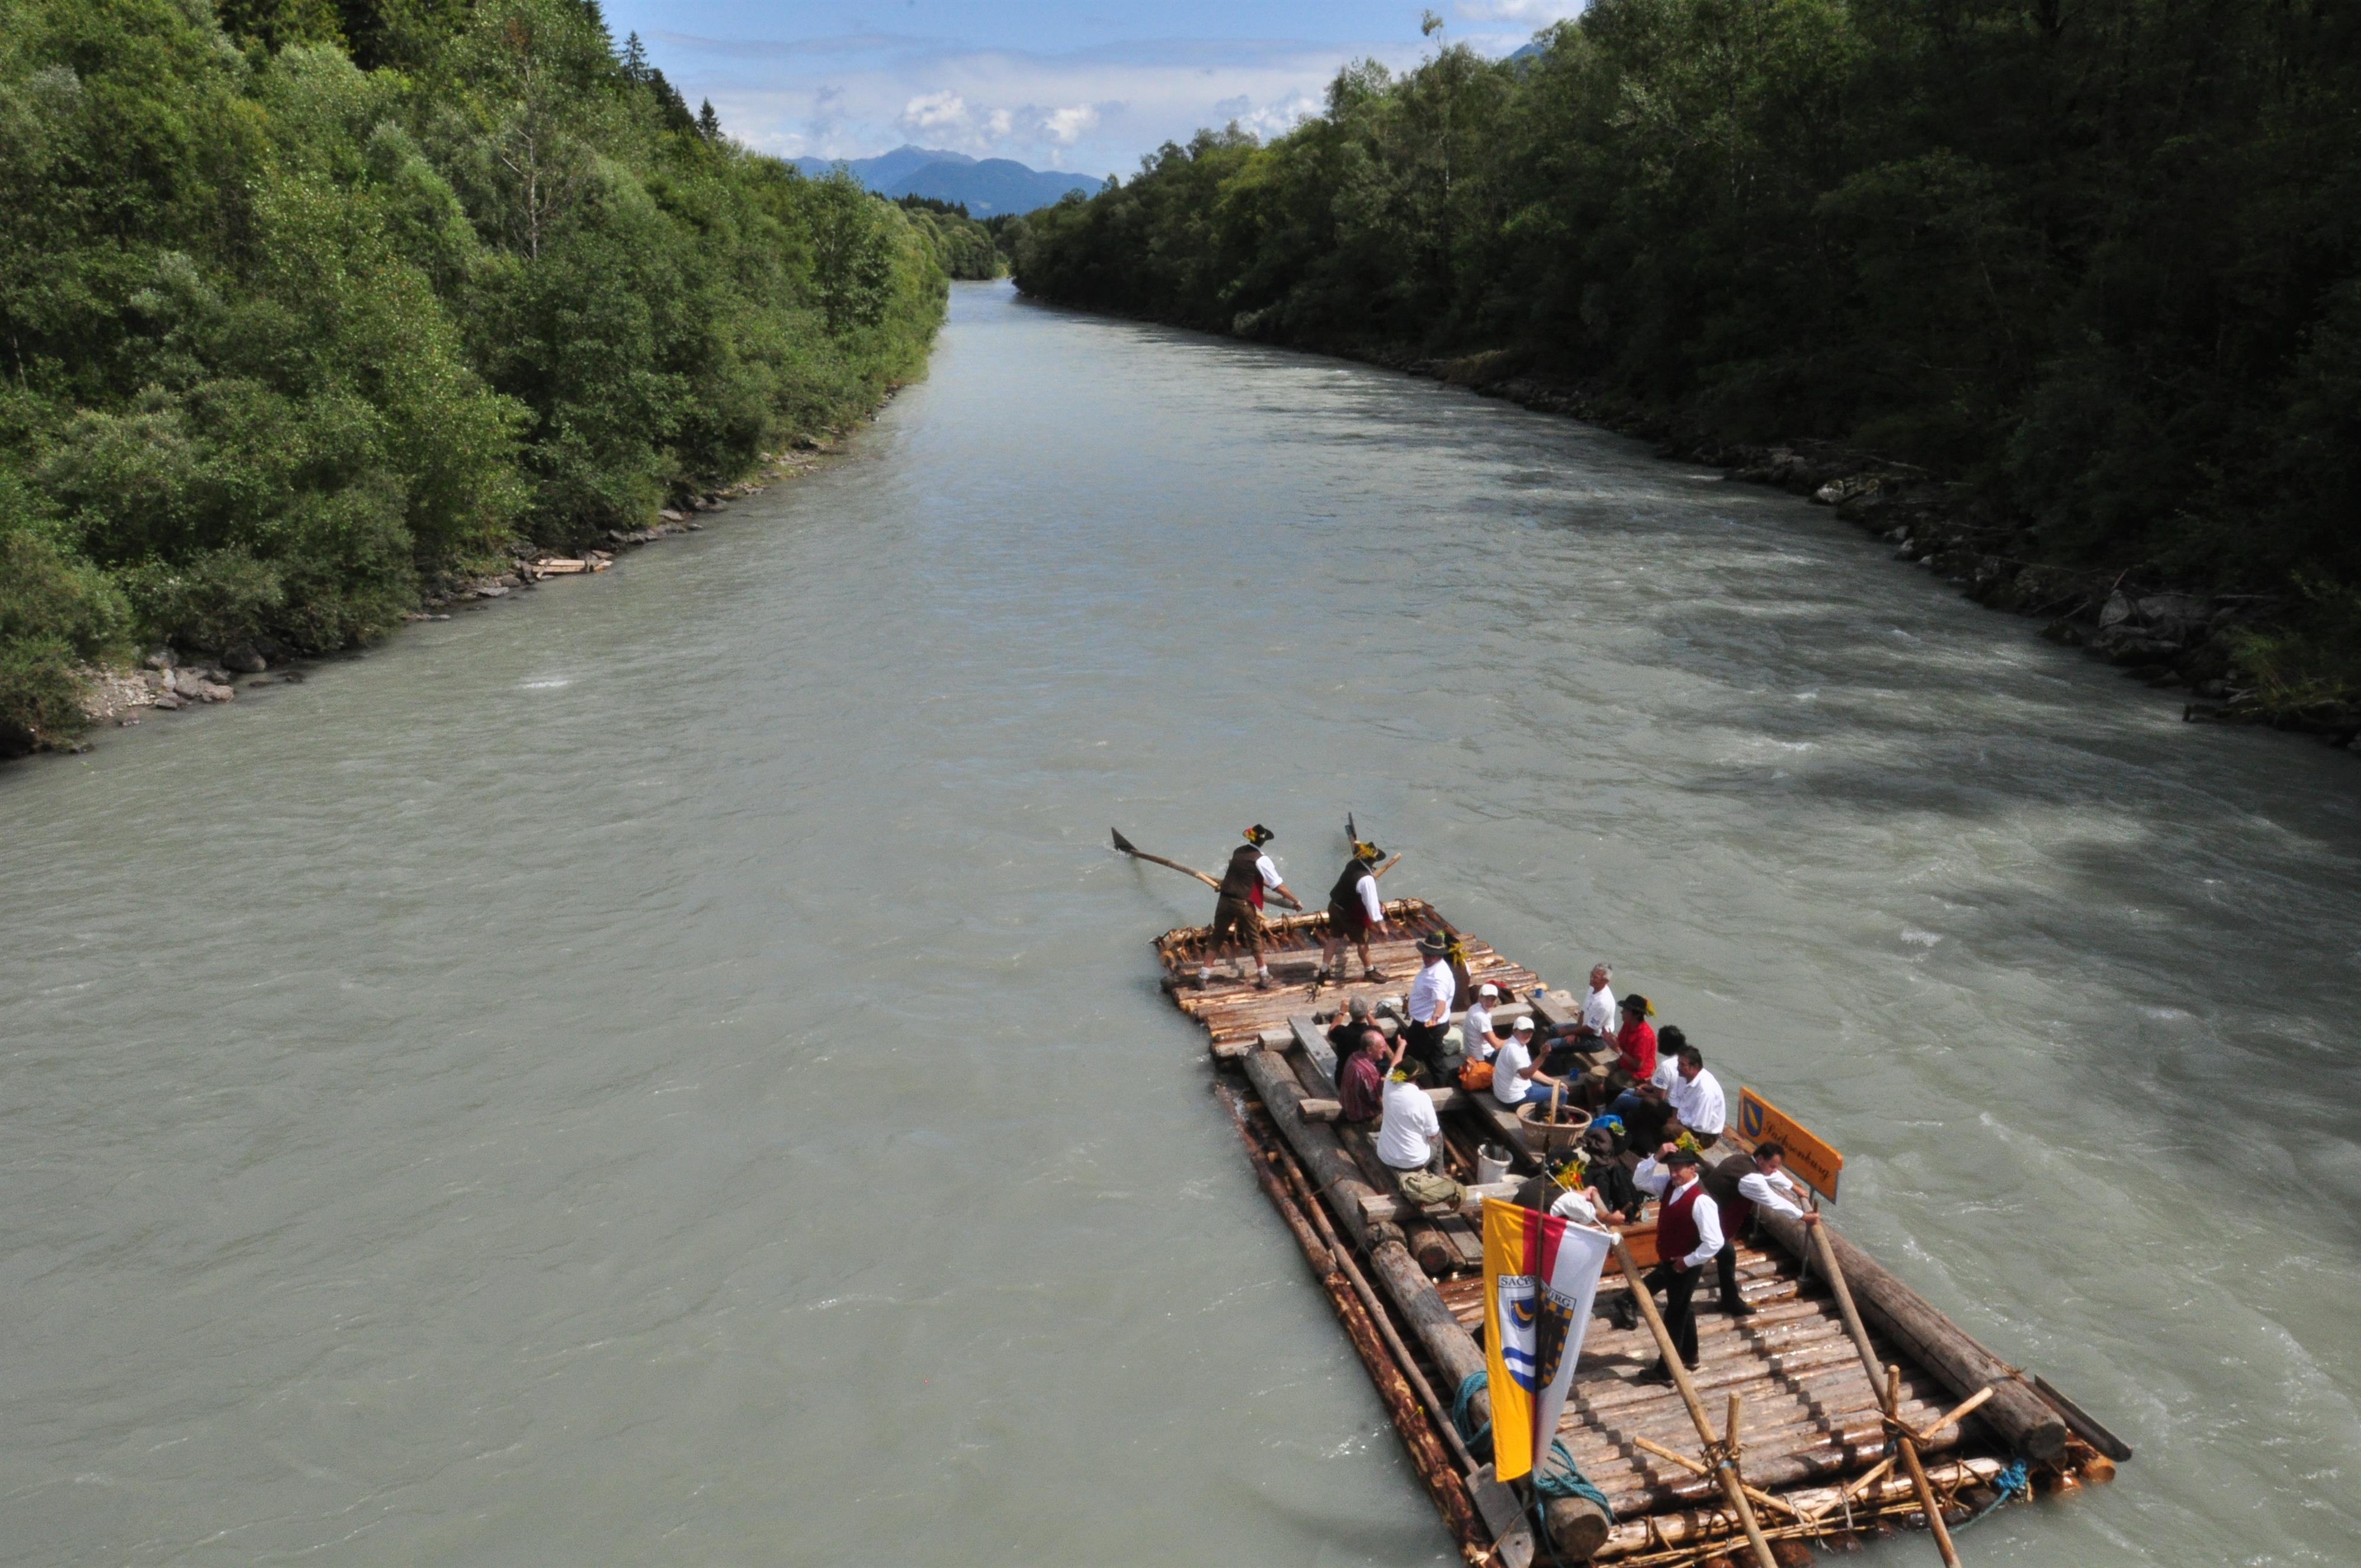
[1754,1209,2064,1459]
[1607,1234,1779,1568]
[1807,1220,1963,1568]
[1110,827,1302,908]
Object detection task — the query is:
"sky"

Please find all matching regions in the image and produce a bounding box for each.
[599,1,1587,175]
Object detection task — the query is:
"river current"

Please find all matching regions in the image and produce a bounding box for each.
[5,281,2358,1565]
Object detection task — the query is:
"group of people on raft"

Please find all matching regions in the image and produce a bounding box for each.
[1206,823,1820,1386]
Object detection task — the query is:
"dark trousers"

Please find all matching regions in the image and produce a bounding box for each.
[1714,1240,1744,1311]
[1402,1019,1448,1073]
[1644,1260,1701,1369]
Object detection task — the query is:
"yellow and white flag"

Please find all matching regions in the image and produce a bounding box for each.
[1480,1196,1612,1480]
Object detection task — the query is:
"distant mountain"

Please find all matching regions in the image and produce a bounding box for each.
[792,144,1103,216]
[791,145,973,191]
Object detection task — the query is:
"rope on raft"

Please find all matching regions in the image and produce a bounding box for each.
[1953,1458,2032,1531]
[1449,1371,1617,1524]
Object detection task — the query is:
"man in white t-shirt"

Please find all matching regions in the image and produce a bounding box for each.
[1460,982,1499,1062]
[1375,1037,1443,1171]
[1489,1016,1570,1108]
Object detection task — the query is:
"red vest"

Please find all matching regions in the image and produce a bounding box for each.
[1657,1180,1707,1261]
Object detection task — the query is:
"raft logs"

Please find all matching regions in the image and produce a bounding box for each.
[1239,1046,1614,1560]
[1752,1209,2068,1461]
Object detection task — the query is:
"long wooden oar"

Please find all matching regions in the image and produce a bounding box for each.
[1609,1234,1780,1568]
[1111,828,1302,909]
[1807,1219,1966,1567]
[1111,827,1221,891]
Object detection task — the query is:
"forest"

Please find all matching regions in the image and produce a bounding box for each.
[0,0,958,754]
[1013,1,2361,708]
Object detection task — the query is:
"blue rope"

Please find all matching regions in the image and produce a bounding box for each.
[1449,1372,1616,1526]
[1952,1459,2031,1532]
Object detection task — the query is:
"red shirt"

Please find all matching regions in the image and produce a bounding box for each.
[1615,1018,1657,1081]
[1338,1050,1385,1123]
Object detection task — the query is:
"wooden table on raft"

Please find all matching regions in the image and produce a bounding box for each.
[1157,902,2119,1567]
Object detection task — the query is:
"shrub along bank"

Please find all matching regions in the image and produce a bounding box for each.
[1012,4,2361,738]
[0,0,954,756]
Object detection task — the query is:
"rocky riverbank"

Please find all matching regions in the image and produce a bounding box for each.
[1378,347,2356,753]
[59,441,846,752]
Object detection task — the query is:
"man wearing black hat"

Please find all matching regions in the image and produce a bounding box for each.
[1627,1143,1721,1380]
[1401,929,1458,1078]
[1316,839,1391,983]
[1211,824,1301,988]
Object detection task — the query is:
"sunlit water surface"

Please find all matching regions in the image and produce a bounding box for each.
[5,281,2358,1565]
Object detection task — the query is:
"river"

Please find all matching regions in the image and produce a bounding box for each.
[4,280,2357,1565]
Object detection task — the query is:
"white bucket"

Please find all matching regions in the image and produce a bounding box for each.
[1476,1144,1512,1187]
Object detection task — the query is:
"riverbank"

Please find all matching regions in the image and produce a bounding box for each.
[50,427,872,755]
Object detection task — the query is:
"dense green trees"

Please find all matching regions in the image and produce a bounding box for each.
[895,197,1000,280]
[1015,2,2361,692]
[0,0,951,753]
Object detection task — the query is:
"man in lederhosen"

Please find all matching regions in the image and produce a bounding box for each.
[1209,824,1301,988]
[1316,839,1390,983]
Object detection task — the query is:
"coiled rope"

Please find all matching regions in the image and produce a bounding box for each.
[1450,1371,1616,1538]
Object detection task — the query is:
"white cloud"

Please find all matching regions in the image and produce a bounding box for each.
[1454,0,1585,19]
[1041,103,1100,145]
[641,32,1431,175]
[900,89,970,133]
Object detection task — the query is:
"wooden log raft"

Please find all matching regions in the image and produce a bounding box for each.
[1754,1209,2067,1460]
[1241,1048,1613,1559]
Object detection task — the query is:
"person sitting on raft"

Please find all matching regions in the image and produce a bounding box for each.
[1490,1015,1575,1108]
[1316,840,1390,983]
[1336,1026,1387,1124]
[1209,823,1301,990]
[1326,996,1375,1064]
[1533,964,1621,1077]
[1579,992,1657,1108]
[1460,981,1500,1062]
[1604,1032,1724,1147]
[1375,1038,1443,1172]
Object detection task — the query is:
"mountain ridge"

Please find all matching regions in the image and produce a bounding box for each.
[792,145,1102,215]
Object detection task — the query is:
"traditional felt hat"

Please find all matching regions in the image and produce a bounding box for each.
[1662,1148,1701,1168]
[1621,993,1653,1017]
[1417,931,1451,957]
[1244,823,1274,846]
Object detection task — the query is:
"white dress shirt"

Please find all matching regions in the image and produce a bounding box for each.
[1353,872,1384,924]
[1737,1167,1806,1220]
[1667,1066,1726,1136]
[1376,1078,1441,1170]
[1408,958,1454,1026]
[1633,1159,1724,1268]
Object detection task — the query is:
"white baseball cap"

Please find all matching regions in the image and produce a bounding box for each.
[1477,983,1499,999]
[1512,1015,1535,1034]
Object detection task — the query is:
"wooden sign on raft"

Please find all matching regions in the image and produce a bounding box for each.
[1737,1087,1843,1202]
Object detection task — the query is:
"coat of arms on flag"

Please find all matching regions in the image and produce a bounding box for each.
[1480,1196,1613,1481]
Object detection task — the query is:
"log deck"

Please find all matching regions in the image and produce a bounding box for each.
[1157,899,2120,1567]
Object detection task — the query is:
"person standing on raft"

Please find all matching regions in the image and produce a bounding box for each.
[1210,824,1302,988]
[1316,839,1391,982]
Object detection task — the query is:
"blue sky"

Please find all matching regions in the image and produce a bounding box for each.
[599,1,1586,174]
